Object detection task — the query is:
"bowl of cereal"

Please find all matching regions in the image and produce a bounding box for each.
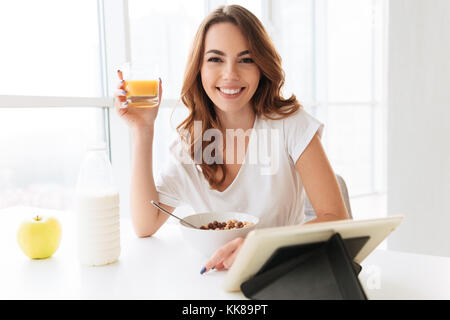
[179,212,259,258]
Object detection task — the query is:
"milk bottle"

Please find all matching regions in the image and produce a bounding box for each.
[74,143,120,266]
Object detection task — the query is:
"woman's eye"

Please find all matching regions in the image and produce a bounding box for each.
[240,58,254,63]
[207,57,222,63]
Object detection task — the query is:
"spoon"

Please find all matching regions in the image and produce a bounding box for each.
[150,200,199,229]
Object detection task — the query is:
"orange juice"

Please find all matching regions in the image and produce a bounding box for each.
[125,80,158,97]
[124,80,159,108]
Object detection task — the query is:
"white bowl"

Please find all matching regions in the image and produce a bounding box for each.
[179,212,259,258]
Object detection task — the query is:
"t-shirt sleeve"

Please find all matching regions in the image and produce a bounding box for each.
[155,164,183,208]
[283,108,324,164]
[154,139,186,208]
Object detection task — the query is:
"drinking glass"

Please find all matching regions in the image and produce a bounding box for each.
[121,62,161,108]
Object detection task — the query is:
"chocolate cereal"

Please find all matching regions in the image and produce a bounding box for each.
[199,219,254,230]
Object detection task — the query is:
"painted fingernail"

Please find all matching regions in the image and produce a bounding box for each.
[122,90,127,94]
[200,267,207,275]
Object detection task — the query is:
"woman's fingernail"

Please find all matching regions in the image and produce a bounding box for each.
[122,90,127,94]
[120,79,125,83]
[200,267,207,275]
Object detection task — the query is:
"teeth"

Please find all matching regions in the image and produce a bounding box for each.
[219,88,242,95]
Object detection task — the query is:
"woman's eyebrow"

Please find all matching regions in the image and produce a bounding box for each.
[205,49,250,57]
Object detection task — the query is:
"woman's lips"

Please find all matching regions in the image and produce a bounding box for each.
[216,87,246,99]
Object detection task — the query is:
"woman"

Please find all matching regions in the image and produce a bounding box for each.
[114,5,348,274]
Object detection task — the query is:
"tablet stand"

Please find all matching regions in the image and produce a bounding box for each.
[240,233,369,300]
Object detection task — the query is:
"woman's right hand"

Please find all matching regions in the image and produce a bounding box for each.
[114,70,162,131]
[200,237,245,274]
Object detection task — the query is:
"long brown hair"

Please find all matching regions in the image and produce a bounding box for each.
[178,5,301,190]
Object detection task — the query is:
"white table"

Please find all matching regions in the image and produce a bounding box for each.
[1,206,450,300]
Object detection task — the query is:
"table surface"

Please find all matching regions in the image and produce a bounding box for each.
[1,206,450,300]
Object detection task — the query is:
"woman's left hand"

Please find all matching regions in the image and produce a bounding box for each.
[201,237,245,274]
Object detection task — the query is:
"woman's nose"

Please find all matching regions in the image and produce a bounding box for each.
[222,62,240,80]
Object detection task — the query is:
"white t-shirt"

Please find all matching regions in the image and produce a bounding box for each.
[155,108,324,228]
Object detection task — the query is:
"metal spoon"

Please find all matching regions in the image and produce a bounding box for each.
[150,200,199,229]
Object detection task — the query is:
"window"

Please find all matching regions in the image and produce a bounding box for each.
[0,0,102,97]
[128,0,206,99]
[1,0,387,217]
[0,107,102,209]
[270,0,386,197]
[0,0,108,211]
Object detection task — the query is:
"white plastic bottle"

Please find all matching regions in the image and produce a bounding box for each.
[74,143,120,266]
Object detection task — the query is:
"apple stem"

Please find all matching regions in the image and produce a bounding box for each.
[35,215,41,221]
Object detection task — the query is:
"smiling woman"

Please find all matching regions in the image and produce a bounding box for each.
[179,6,301,190]
[116,4,348,276]
[204,49,253,97]
[201,26,261,116]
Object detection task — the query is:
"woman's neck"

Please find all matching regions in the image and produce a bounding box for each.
[215,105,256,131]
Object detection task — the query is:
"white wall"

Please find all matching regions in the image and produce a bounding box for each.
[387,0,450,256]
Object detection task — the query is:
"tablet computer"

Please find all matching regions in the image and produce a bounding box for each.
[223,215,404,292]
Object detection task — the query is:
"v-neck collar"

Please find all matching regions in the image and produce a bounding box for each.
[210,115,258,194]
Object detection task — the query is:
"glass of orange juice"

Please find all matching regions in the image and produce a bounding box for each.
[121,62,160,108]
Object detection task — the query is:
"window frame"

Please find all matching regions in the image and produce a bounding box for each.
[0,0,387,213]
[102,0,186,218]
[299,0,387,196]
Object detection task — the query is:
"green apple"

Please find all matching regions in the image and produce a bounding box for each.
[17,215,62,259]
